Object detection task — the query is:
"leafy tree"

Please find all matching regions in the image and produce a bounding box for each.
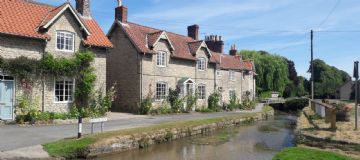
[241,50,289,95]
[287,60,298,82]
[308,59,351,98]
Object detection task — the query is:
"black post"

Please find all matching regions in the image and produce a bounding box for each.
[311,30,314,100]
[354,61,359,130]
[78,116,82,139]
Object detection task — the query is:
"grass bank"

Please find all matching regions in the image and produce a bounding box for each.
[43,108,273,159]
[273,147,356,160]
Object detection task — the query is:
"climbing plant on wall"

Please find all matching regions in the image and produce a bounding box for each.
[0,51,96,110]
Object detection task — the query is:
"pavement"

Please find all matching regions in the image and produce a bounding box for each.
[0,104,264,159]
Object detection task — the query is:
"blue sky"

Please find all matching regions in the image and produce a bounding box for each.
[38,0,360,79]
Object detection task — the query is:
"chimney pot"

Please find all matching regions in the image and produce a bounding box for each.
[229,44,238,56]
[117,0,122,7]
[187,24,199,40]
[76,0,91,17]
[205,34,224,53]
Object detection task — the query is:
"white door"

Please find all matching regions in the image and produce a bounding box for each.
[0,80,14,120]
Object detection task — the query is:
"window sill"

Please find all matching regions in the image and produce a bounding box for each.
[154,99,166,102]
[54,101,74,104]
[55,49,75,53]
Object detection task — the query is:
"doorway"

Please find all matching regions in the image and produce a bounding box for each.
[0,75,14,120]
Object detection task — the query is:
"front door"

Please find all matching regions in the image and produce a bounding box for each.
[0,80,14,120]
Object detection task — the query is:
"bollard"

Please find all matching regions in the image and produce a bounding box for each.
[78,117,82,139]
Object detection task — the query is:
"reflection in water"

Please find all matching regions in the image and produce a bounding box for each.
[99,113,296,160]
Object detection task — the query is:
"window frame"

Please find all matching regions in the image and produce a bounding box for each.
[197,84,206,100]
[56,31,75,53]
[155,82,167,101]
[54,78,75,103]
[229,70,236,81]
[156,51,167,67]
[197,58,206,71]
[229,90,236,99]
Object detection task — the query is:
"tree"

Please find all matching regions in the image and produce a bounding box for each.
[287,60,298,83]
[241,50,289,95]
[308,59,351,98]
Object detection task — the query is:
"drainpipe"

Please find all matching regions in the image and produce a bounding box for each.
[240,71,243,103]
[139,53,143,103]
[41,39,48,112]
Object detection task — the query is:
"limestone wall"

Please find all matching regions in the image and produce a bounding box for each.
[87,110,274,158]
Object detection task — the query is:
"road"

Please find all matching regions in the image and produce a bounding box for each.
[0,104,263,151]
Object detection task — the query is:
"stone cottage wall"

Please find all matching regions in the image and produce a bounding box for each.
[141,40,216,109]
[107,25,141,113]
[0,10,107,114]
[216,69,243,104]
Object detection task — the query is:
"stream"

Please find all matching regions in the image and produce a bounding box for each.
[99,112,297,160]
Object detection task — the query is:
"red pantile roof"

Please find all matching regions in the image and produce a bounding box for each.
[188,41,204,55]
[147,31,163,48]
[0,0,112,48]
[118,21,253,71]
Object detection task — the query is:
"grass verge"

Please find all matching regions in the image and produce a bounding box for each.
[273,147,356,160]
[43,111,269,159]
[262,105,273,113]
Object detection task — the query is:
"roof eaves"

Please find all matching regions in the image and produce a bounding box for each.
[40,3,91,36]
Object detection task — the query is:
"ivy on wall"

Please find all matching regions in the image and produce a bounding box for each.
[0,51,96,109]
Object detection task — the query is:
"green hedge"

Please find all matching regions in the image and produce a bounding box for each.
[284,98,309,111]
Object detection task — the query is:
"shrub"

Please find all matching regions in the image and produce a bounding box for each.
[208,92,221,112]
[168,88,183,113]
[228,93,238,111]
[284,98,309,110]
[87,85,116,118]
[185,95,197,112]
[139,97,152,115]
[150,106,172,115]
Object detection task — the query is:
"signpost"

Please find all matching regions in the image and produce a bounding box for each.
[354,61,359,130]
[90,117,108,134]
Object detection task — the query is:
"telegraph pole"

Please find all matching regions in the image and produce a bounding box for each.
[354,61,359,130]
[311,30,314,100]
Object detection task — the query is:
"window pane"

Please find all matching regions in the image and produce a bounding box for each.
[157,52,166,67]
[55,79,74,102]
[56,31,74,52]
[156,82,166,100]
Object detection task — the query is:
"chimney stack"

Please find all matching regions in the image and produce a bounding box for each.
[205,35,224,53]
[229,44,238,56]
[76,0,91,18]
[187,25,199,40]
[115,0,128,23]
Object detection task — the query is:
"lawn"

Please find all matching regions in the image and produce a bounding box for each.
[273,147,355,160]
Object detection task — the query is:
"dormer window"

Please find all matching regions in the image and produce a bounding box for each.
[197,58,206,71]
[56,31,75,52]
[156,51,166,67]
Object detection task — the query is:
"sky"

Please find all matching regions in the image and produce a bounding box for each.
[37,0,360,79]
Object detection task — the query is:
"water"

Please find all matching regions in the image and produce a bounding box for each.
[99,113,296,160]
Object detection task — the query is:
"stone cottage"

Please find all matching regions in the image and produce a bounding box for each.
[0,0,112,120]
[107,2,256,113]
[336,81,358,100]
